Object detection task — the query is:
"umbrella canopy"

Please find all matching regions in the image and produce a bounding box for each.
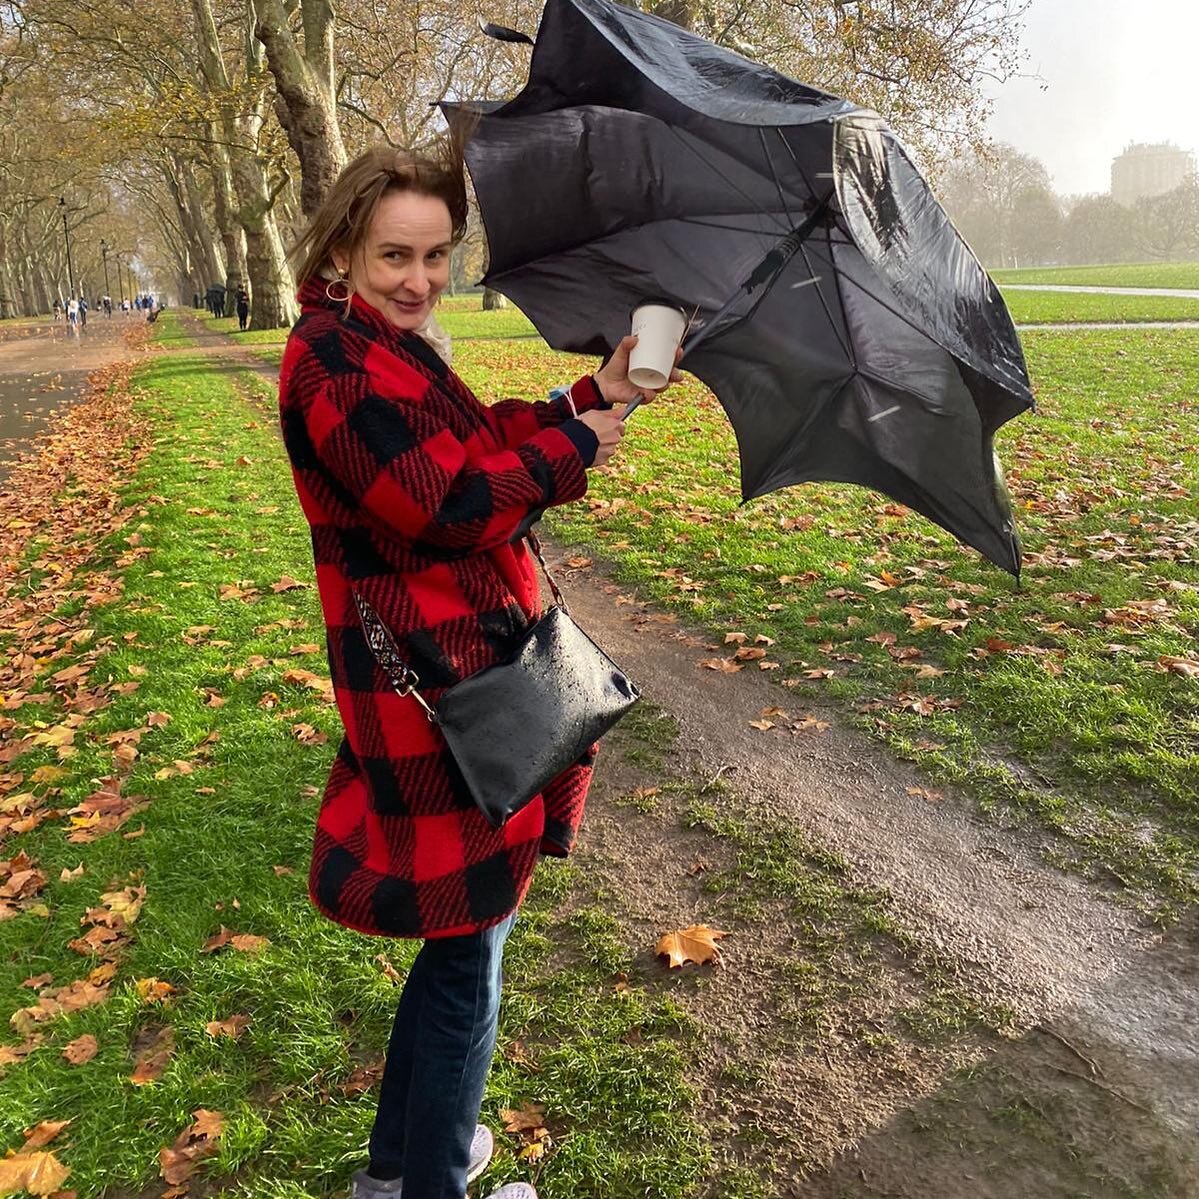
[443,0,1034,573]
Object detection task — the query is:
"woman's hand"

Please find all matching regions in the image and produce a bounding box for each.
[592,335,684,407]
[577,407,628,468]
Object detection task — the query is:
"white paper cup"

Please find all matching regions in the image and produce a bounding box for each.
[628,302,686,390]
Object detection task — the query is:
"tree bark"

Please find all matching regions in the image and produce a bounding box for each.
[253,0,346,216]
[482,287,508,310]
[189,0,297,327]
[203,133,249,316]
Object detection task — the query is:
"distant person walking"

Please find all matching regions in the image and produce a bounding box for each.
[66,298,79,331]
[235,285,250,331]
[52,299,62,321]
[78,297,88,327]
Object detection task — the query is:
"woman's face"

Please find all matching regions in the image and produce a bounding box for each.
[334,189,453,330]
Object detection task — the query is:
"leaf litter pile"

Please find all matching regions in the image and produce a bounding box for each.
[0,347,323,1194]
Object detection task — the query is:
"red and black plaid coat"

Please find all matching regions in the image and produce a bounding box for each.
[279,279,610,939]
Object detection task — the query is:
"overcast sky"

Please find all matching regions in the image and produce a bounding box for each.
[982,0,1199,197]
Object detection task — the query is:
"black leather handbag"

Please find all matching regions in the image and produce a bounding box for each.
[353,533,640,828]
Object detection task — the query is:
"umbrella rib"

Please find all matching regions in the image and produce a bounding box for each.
[835,267,947,350]
[757,127,798,227]
[796,241,853,363]
[665,126,791,234]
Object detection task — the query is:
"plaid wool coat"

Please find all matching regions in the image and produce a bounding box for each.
[279,279,610,939]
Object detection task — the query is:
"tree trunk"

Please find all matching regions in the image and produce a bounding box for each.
[482,287,508,310]
[204,134,249,316]
[190,0,297,328]
[253,0,347,216]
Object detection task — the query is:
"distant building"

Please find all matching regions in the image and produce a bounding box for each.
[1110,142,1196,206]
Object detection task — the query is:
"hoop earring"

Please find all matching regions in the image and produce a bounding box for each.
[325,274,352,302]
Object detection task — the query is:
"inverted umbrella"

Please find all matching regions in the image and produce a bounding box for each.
[443,0,1034,574]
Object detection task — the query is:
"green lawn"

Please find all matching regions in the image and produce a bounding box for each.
[991,262,1199,289]
[1001,288,1199,324]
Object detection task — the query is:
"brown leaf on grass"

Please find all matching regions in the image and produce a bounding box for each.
[202,925,270,954]
[131,1026,176,1084]
[804,668,835,680]
[158,1109,224,1185]
[866,631,897,645]
[911,664,947,678]
[723,631,748,644]
[655,924,727,968]
[0,1148,71,1194]
[0,1033,44,1068]
[22,973,53,989]
[59,864,84,882]
[340,1059,385,1096]
[62,1034,98,1064]
[502,1040,541,1073]
[1158,655,1199,678]
[230,934,270,953]
[206,1011,250,1040]
[748,720,775,731]
[500,1102,547,1133]
[270,576,309,593]
[134,978,177,1004]
[272,865,294,876]
[22,1120,71,1149]
[67,926,126,958]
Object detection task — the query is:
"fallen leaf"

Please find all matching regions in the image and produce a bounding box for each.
[134,978,178,1004]
[62,1034,98,1065]
[22,1120,71,1149]
[158,1109,224,1186]
[0,1149,71,1194]
[698,657,743,673]
[205,1014,250,1040]
[656,923,727,968]
[131,1026,175,1084]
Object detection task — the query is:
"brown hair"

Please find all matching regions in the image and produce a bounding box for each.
[290,141,470,287]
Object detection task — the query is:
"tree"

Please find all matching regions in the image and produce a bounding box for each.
[1133,176,1199,261]
[1010,185,1063,267]
[1062,195,1130,266]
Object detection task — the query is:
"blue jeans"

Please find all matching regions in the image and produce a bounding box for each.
[368,911,518,1197]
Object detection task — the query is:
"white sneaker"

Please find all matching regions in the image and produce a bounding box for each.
[349,1124,495,1195]
[481,1186,537,1199]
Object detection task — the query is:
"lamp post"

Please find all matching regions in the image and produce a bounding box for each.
[100,240,112,312]
[114,251,126,307]
[58,197,75,301]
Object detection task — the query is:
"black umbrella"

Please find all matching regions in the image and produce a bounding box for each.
[444,0,1034,574]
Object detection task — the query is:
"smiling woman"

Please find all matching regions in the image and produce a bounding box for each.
[276,142,675,1199]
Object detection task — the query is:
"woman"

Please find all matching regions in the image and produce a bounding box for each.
[279,144,678,1198]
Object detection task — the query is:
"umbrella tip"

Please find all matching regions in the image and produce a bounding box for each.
[476,15,534,43]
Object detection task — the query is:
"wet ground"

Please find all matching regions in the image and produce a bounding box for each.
[0,316,136,485]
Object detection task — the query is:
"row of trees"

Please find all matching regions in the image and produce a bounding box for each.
[1,0,1034,327]
[938,143,1199,269]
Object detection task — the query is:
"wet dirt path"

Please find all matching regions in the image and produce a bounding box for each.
[0,316,136,486]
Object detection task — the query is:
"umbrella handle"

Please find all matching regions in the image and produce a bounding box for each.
[621,395,646,420]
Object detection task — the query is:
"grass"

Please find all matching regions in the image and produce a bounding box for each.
[0,320,710,1196]
[481,327,1199,912]
[1001,288,1199,324]
[990,262,1199,289]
